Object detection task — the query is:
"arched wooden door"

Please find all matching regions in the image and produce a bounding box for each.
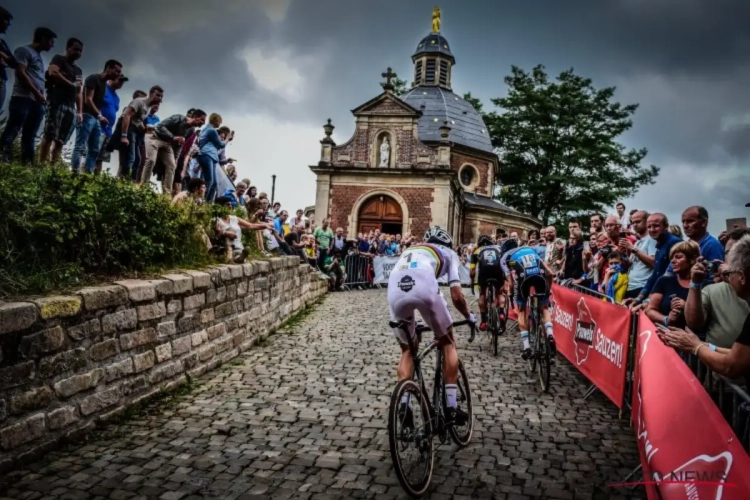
[358,195,403,235]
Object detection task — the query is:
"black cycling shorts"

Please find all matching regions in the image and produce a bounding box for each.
[477,264,505,289]
[513,272,550,307]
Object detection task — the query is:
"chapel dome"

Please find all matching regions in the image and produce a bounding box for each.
[400,85,493,153]
[413,33,455,63]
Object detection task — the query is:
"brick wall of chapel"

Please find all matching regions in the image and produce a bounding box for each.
[328,184,435,237]
[450,151,491,196]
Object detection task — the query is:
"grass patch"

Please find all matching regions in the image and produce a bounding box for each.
[0,161,281,299]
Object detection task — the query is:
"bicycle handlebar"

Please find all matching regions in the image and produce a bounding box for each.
[388,319,477,342]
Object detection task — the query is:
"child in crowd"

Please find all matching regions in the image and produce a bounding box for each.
[601,251,629,303]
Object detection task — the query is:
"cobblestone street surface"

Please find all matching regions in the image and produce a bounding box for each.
[1,289,643,499]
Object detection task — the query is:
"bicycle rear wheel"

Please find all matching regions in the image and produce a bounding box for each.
[537,322,551,392]
[527,304,538,373]
[388,379,434,497]
[447,361,474,447]
[488,290,499,357]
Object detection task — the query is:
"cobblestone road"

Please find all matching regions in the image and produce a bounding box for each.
[1,289,643,499]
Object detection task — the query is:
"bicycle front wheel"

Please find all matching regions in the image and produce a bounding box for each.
[388,379,434,497]
[447,361,474,447]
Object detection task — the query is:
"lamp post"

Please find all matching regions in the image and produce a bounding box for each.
[271,175,277,205]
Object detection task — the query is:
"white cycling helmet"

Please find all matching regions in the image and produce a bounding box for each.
[424,226,453,248]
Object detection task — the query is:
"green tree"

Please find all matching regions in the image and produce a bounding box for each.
[462,92,484,114]
[474,65,659,226]
[384,76,409,97]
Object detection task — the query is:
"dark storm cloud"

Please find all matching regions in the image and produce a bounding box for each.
[3,0,283,114]
[270,0,750,168]
[719,119,750,160]
[3,0,748,222]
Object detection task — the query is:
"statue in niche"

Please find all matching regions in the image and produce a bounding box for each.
[379,137,391,167]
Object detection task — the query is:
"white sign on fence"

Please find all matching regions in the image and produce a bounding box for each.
[372,256,472,286]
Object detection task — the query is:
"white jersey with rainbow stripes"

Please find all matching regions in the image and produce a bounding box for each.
[395,243,462,287]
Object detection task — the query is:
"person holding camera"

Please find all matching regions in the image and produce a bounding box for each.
[620,210,657,299]
[684,229,750,347]
[323,248,347,291]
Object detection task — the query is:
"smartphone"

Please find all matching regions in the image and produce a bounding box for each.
[619,231,627,239]
[708,260,721,274]
[583,241,590,251]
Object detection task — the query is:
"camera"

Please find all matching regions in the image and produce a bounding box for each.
[599,244,614,257]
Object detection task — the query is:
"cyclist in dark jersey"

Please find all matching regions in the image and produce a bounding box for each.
[470,235,507,331]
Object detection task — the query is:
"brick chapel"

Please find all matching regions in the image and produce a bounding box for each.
[309,9,541,243]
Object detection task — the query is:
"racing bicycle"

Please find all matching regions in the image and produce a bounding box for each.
[526,292,552,392]
[484,278,508,356]
[387,319,476,497]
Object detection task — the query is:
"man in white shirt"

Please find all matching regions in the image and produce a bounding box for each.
[616,202,631,230]
[619,210,656,299]
[288,208,307,228]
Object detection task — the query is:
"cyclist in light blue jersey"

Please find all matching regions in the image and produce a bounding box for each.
[499,239,556,359]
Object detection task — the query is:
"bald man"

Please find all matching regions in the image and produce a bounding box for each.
[543,226,566,274]
[624,213,682,308]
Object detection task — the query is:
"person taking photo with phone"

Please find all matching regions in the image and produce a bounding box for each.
[620,210,657,300]
[684,228,750,348]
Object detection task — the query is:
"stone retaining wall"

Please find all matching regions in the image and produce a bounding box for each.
[0,257,328,471]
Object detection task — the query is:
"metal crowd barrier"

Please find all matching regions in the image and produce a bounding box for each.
[342,254,372,289]
[554,279,622,401]
[556,279,750,453]
[683,353,750,452]
[558,279,616,303]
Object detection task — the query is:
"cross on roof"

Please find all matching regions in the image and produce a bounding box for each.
[381,67,397,90]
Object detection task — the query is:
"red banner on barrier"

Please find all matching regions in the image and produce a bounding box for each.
[550,284,631,408]
[631,313,750,498]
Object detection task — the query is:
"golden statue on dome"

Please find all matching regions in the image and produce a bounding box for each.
[432,6,441,33]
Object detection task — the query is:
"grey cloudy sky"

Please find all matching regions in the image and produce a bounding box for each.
[4,0,748,234]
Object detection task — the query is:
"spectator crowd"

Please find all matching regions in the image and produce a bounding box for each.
[0,16,243,200]
[534,201,750,394]
[2,8,748,384]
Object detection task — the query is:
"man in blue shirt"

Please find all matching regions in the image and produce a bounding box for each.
[95,75,128,174]
[682,206,724,262]
[625,213,682,307]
